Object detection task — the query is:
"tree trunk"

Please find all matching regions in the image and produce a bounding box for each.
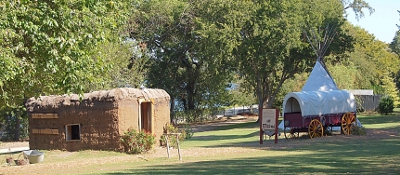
[187,71,196,111]
[256,79,263,123]
[188,93,195,110]
[14,115,20,141]
[170,97,175,123]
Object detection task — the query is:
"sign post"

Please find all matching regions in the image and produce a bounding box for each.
[260,108,279,144]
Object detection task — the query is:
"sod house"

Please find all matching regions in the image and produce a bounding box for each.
[25,88,170,151]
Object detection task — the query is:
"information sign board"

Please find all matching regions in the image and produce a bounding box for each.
[259,108,278,144]
[262,109,277,131]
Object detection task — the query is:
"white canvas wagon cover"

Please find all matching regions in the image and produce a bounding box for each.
[282,90,356,117]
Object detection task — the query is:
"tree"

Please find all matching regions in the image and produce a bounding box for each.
[129,0,251,121]
[381,72,400,108]
[84,39,150,91]
[234,0,347,121]
[390,31,400,54]
[229,76,257,109]
[390,33,400,93]
[128,0,379,123]
[341,23,400,93]
[390,10,400,90]
[378,95,394,115]
[0,0,131,140]
[342,0,375,20]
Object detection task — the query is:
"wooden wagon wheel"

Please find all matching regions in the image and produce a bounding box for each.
[289,131,300,139]
[284,128,299,139]
[283,127,290,139]
[341,112,356,135]
[308,119,324,139]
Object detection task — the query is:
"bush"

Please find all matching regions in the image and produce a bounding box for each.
[182,124,194,139]
[377,95,394,115]
[160,123,193,148]
[120,129,155,154]
[351,125,367,135]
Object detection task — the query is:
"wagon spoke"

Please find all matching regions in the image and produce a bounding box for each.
[284,128,298,139]
[341,113,355,135]
[308,119,324,139]
[284,127,289,139]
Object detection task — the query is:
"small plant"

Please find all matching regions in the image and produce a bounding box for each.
[351,125,366,135]
[161,123,189,148]
[377,95,394,115]
[120,129,155,154]
[183,124,194,139]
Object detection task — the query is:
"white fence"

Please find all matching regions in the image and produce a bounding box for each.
[214,105,259,117]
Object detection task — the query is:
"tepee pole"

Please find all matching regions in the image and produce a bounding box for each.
[305,25,338,89]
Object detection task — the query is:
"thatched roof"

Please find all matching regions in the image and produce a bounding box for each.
[25,88,170,111]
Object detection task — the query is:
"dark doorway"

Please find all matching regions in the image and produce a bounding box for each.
[140,102,152,133]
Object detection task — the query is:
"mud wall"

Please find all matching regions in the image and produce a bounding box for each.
[152,98,170,144]
[117,99,139,135]
[27,88,171,151]
[117,98,170,146]
[29,100,122,151]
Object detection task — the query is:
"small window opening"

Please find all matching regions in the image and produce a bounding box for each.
[66,124,80,141]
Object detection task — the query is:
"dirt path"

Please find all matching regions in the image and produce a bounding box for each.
[0,141,29,150]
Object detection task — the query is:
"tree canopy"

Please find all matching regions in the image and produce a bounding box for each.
[129,0,253,120]
[128,0,393,120]
[0,0,132,107]
[0,0,135,140]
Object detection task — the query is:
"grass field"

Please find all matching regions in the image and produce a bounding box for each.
[1,111,400,175]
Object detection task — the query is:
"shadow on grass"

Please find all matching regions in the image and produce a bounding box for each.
[192,131,259,142]
[103,116,400,174]
[196,121,260,132]
[106,138,400,174]
[186,116,400,148]
[358,114,400,125]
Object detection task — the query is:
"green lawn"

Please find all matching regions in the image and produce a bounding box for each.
[358,113,400,130]
[107,112,400,174]
[1,111,399,175]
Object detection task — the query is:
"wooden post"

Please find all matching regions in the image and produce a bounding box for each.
[164,135,170,158]
[176,134,182,161]
[163,133,182,161]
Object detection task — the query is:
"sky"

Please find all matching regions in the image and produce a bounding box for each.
[346,0,399,43]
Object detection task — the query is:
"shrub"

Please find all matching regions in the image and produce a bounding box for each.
[351,125,367,135]
[377,95,394,115]
[183,124,194,139]
[120,129,155,154]
[160,123,193,148]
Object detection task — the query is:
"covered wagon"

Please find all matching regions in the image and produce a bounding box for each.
[282,89,357,138]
